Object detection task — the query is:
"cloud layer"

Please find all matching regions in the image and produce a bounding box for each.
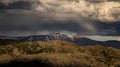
[0,0,120,36]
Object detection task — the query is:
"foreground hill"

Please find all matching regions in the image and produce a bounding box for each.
[0,40,120,67]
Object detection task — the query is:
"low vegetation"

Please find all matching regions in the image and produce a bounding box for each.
[0,40,120,67]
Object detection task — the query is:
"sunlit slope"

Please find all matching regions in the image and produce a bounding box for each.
[0,40,120,67]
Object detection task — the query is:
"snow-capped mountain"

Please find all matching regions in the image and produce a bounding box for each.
[0,33,78,41]
[0,33,120,49]
[0,33,95,45]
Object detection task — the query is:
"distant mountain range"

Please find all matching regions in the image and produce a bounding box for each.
[0,33,120,49]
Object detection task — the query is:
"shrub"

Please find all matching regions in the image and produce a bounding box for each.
[0,48,5,55]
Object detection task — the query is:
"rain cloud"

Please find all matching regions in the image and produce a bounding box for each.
[0,0,120,36]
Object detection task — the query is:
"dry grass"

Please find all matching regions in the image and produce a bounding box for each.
[0,55,13,64]
[0,40,120,67]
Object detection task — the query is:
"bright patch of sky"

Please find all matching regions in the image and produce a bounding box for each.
[81,35,119,41]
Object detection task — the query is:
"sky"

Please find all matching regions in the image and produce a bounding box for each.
[82,35,118,41]
[0,0,120,40]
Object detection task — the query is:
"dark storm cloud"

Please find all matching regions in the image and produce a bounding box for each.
[91,21,120,36]
[0,0,120,36]
[0,21,84,32]
[0,0,40,10]
[0,9,85,35]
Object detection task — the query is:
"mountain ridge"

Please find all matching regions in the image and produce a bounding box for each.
[0,33,120,49]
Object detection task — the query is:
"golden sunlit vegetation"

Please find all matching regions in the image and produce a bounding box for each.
[0,40,120,67]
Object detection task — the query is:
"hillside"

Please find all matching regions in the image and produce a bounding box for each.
[0,40,120,67]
